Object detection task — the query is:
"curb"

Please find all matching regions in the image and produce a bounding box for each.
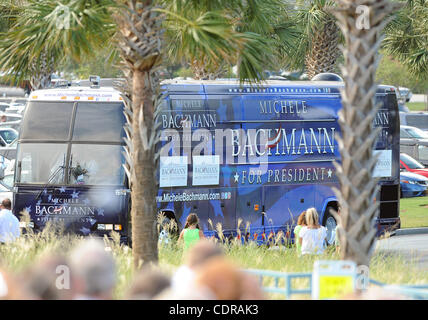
[395,227,428,236]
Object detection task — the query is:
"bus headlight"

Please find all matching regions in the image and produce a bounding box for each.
[19,222,34,228]
[98,224,113,231]
[114,224,122,231]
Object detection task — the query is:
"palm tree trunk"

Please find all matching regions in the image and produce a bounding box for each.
[331,0,401,267]
[130,69,158,267]
[29,50,55,89]
[305,18,340,79]
[114,1,164,268]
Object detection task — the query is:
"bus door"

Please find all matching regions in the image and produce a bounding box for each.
[207,187,236,237]
[262,182,315,239]
[234,186,262,240]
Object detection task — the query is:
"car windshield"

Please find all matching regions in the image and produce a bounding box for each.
[405,127,428,139]
[401,153,425,169]
[0,130,17,144]
[2,174,13,189]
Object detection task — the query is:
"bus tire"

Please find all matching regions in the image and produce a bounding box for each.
[158,215,179,245]
[323,206,337,246]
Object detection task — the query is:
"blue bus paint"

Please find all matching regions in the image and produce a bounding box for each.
[12,80,400,245]
[156,80,400,243]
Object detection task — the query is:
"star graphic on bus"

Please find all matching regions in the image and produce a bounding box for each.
[80,227,90,235]
[59,186,66,193]
[234,172,239,183]
[97,208,105,216]
[25,206,31,213]
[327,169,333,178]
[71,191,80,199]
[83,198,90,205]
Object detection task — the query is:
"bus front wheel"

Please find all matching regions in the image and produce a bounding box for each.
[323,206,337,246]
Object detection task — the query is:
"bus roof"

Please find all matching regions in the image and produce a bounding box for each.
[29,86,123,102]
[161,79,396,94]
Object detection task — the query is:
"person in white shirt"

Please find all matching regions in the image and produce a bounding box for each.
[0,198,20,243]
[298,207,327,255]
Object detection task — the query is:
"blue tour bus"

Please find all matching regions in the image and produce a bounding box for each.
[12,78,400,245]
[156,79,400,244]
[13,82,131,242]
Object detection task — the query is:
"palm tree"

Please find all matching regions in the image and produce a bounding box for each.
[382,0,428,80]
[160,0,299,81]
[113,1,165,267]
[331,0,402,267]
[0,0,116,89]
[286,0,341,78]
[114,0,281,267]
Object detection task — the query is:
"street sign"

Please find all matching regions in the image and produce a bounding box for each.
[312,260,356,300]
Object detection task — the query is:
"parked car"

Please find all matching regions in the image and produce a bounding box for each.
[400,171,428,198]
[398,102,410,113]
[398,87,412,103]
[400,112,428,132]
[0,173,13,203]
[5,102,26,114]
[0,112,22,130]
[0,103,10,112]
[401,125,428,140]
[400,125,428,165]
[400,153,428,179]
[0,128,18,160]
[0,127,18,146]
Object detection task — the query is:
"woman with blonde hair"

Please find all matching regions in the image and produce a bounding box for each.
[298,208,327,255]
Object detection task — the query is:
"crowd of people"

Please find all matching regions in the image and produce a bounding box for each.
[0,237,265,300]
[1,204,400,300]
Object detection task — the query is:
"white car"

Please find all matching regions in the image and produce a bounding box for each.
[0,173,13,203]
[0,113,22,131]
[6,103,26,114]
[0,103,10,112]
[400,112,428,133]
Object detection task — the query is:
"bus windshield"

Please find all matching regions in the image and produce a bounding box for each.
[17,100,126,185]
[18,143,68,184]
[69,144,124,185]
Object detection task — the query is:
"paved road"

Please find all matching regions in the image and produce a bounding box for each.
[375,233,428,269]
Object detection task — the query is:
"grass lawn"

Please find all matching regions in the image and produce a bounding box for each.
[399,196,428,228]
[407,102,427,112]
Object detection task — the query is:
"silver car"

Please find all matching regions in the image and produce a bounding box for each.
[400,125,428,166]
